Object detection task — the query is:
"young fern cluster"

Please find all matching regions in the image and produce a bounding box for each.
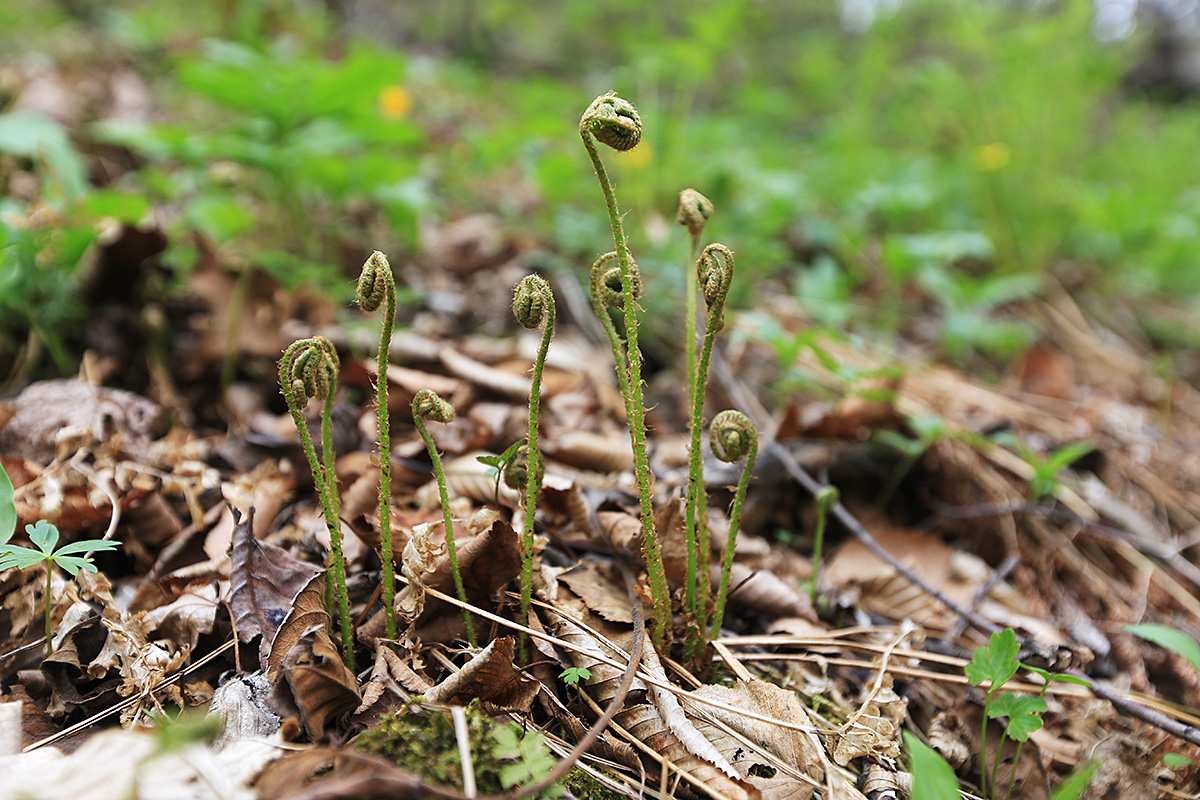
[356,251,399,640]
[579,93,758,652]
[279,334,353,668]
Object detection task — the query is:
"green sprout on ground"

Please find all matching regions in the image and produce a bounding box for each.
[559,666,592,686]
[278,335,353,669]
[964,627,1091,800]
[491,722,565,800]
[801,485,839,611]
[513,274,555,660]
[357,250,400,640]
[412,389,476,647]
[0,520,120,656]
[991,432,1094,503]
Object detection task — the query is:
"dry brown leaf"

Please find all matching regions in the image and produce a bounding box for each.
[271,621,361,740]
[831,673,906,766]
[545,429,634,473]
[559,561,634,624]
[423,636,539,712]
[138,582,218,654]
[685,679,825,800]
[228,507,323,669]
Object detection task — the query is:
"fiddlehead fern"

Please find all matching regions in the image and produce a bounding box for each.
[677,189,715,629]
[708,410,757,639]
[512,274,556,657]
[411,389,476,646]
[356,251,399,640]
[580,92,670,648]
[588,250,641,409]
[279,335,353,668]
[686,243,736,634]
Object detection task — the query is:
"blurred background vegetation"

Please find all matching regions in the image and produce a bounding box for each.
[2,0,1199,391]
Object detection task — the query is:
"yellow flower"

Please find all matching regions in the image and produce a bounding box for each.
[378,86,412,120]
[973,142,1010,171]
[618,141,652,168]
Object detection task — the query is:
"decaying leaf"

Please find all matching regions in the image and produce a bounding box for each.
[685,679,825,800]
[270,622,361,740]
[0,379,162,464]
[831,672,906,766]
[209,673,281,748]
[551,604,823,800]
[423,636,538,712]
[560,561,633,624]
[228,507,322,668]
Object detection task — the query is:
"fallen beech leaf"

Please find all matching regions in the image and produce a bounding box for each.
[228,507,322,668]
[545,429,633,473]
[423,636,538,712]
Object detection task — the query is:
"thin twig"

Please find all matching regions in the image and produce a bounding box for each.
[504,564,645,800]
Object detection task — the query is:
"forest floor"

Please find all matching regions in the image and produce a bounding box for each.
[3,215,1200,800]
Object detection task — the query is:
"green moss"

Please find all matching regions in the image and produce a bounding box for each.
[562,768,628,800]
[356,702,568,799]
[356,703,507,794]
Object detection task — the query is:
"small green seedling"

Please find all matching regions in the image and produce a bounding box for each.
[964,628,1088,800]
[559,667,591,686]
[991,433,1093,503]
[0,520,120,656]
[477,439,529,502]
[491,722,564,800]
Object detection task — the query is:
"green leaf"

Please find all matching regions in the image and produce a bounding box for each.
[559,667,591,685]
[0,461,15,545]
[1163,753,1196,768]
[1047,761,1099,800]
[1022,665,1092,688]
[904,731,960,800]
[965,628,1020,690]
[27,520,59,554]
[0,546,50,570]
[53,555,100,575]
[988,693,1047,741]
[1126,623,1200,674]
[53,539,121,557]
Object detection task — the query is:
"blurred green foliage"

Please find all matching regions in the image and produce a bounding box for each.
[2,0,1199,378]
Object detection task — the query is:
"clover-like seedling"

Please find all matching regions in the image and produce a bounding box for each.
[964,627,1062,800]
[559,666,592,686]
[0,520,120,656]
